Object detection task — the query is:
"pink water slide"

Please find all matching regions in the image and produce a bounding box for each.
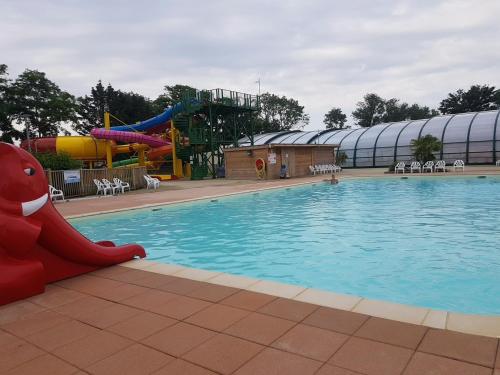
[90,129,170,148]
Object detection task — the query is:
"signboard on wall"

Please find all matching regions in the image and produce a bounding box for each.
[64,170,81,184]
[268,152,277,165]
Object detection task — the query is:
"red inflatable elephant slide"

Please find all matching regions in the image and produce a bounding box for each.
[0,142,146,305]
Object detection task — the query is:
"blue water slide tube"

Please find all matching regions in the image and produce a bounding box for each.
[110,101,187,132]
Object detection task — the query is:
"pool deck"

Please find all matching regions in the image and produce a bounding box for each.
[2,167,500,374]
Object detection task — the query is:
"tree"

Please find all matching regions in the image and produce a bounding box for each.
[10,69,77,138]
[0,64,22,142]
[411,134,442,163]
[256,92,309,133]
[439,85,500,114]
[353,93,439,127]
[352,93,386,127]
[153,84,197,111]
[73,81,156,134]
[324,107,348,129]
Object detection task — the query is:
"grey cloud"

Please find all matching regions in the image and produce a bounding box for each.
[2,0,499,129]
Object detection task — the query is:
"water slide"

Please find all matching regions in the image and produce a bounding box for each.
[0,143,145,305]
[90,129,170,148]
[109,102,186,132]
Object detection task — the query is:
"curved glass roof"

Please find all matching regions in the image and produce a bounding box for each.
[237,109,500,166]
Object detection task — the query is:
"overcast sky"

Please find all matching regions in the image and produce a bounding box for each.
[2,0,500,130]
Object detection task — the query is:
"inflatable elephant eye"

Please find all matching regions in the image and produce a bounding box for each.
[24,167,36,176]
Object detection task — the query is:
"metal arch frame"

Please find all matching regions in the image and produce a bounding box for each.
[372,122,393,167]
[352,126,377,168]
[465,112,480,164]
[318,129,344,144]
[438,114,457,159]
[336,129,363,166]
[263,130,301,145]
[291,131,315,144]
[493,110,500,163]
[271,131,304,144]
[392,121,413,162]
[307,129,337,144]
[417,115,443,139]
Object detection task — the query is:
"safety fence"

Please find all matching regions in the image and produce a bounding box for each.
[45,167,147,198]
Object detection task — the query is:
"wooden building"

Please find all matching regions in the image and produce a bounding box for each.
[224,144,339,179]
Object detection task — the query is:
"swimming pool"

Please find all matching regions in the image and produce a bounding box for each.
[72,176,500,315]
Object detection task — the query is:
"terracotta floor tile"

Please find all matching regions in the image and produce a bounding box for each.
[0,340,45,373]
[157,278,207,295]
[150,295,211,320]
[152,359,218,375]
[25,320,100,351]
[86,343,174,375]
[0,301,46,325]
[355,317,428,349]
[129,273,178,288]
[0,330,23,349]
[303,307,369,335]
[315,364,361,375]
[186,283,240,302]
[1,310,70,337]
[27,285,86,308]
[3,353,78,375]
[78,303,142,329]
[91,283,150,302]
[220,290,276,311]
[233,347,322,375]
[53,296,114,319]
[496,343,500,368]
[185,304,249,331]
[57,275,123,294]
[272,324,348,361]
[99,268,153,282]
[224,312,296,345]
[120,289,178,310]
[89,265,132,279]
[142,322,216,357]
[183,333,263,375]
[52,330,133,368]
[403,352,492,375]
[418,328,497,367]
[258,297,318,322]
[330,337,413,375]
[107,311,177,341]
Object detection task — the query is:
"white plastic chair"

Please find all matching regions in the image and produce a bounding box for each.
[435,160,446,172]
[93,179,110,196]
[394,162,405,174]
[49,185,64,202]
[453,160,465,172]
[102,178,121,195]
[113,178,131,193]
[422,161,434,173]
[309,166,316,175]
[332,164,342,173]
[496,160,500,166]
[410,161,421,173]
[144,175,160,190]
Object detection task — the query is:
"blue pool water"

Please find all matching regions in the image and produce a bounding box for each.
[72,176,500,314]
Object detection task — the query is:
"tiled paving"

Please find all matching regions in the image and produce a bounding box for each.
[1,265,498,374]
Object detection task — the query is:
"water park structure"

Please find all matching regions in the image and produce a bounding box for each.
[22,89,260,180]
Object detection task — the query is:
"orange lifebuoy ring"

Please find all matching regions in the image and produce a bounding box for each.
[255,158,266,178]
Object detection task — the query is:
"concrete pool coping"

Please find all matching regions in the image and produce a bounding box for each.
[62,170,500,338]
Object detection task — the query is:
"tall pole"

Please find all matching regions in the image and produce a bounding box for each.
[104,111,113,169]
[25,115,32,153]
[255,79,261,95]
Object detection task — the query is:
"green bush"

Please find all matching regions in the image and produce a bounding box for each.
[34,152,82,170]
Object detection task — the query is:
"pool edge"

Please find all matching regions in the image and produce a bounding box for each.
[120,258,500,338]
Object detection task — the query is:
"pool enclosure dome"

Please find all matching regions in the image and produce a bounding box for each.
[238,109,500,167]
